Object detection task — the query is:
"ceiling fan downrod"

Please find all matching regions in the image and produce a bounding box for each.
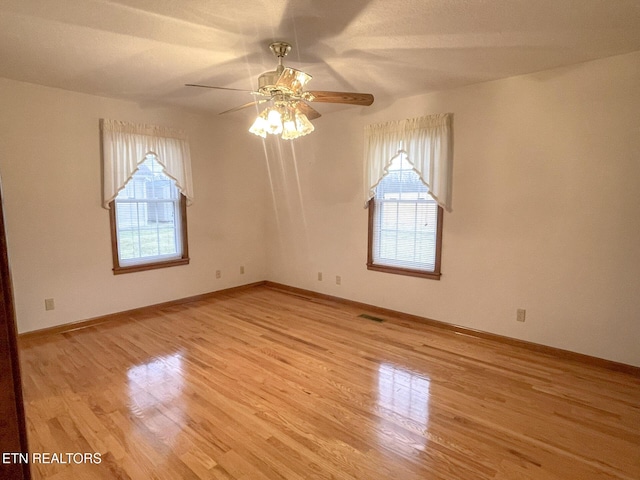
[269,41,291,73]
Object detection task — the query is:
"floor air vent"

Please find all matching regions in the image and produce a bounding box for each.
[359,314,385,322]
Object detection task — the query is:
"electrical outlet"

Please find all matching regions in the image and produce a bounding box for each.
[317,272,323,281]
[336,275,341,285]
[240,266,245,274]
[44,298,55,311]
[517,309,526,322]
[216,270,221,279]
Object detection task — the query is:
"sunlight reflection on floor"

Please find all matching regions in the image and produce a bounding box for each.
[377,362,431,453]
[126,352,186,446]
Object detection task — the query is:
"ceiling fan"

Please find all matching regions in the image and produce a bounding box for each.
[185,42,374,139]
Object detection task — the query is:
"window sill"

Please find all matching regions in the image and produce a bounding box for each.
[367,263,441,280]
[113,257,189,275]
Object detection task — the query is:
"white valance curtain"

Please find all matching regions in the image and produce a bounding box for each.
[101,119,194,208]
[364,113,453,211]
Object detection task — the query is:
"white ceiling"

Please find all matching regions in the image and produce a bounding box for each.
[1,0,639,116]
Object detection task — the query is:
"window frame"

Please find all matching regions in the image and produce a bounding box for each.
[109,192,189,275]
[367,196,443,280]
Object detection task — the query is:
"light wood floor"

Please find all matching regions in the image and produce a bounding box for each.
[19,286,640,479]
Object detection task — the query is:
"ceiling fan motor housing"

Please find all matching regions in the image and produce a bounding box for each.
[257,70,283,95]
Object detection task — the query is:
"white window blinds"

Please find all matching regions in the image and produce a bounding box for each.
[372,154,439,272]
[114,155,183,265]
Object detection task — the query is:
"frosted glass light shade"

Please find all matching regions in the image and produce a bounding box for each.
[266,108,283,134]
[295,112,314,136]
[248,113,268,138]
[249,103,315,140]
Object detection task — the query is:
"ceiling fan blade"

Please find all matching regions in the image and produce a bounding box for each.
[296,102,322,121]
[219,99,270,115]
[307,91,374,106]
[185,83,254,93]
[276,67,312,94]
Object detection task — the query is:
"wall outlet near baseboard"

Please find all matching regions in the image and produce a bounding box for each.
[317,272,322,281]
[216,270,221,279]
[336,275,341,285]
[240,266,245,274]
[516,308,526,322]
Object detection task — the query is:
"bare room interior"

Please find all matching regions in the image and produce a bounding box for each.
[0,1,639,479]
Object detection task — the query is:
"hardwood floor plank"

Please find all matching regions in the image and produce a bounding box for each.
[18,286,640,479]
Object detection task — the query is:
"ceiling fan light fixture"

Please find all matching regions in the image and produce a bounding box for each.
[189,41,373,139]
[188,41,374,137]
[281,106,298,140]
[294,111,314,137]
[249,102,314,140]
[281,120,299,140]
[248,110,269,138]
[266,108,283,135]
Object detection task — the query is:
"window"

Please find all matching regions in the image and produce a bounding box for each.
[101,119,193,274]
[109,155,189,274]
[364,113,451,280]
[368,153,442,279]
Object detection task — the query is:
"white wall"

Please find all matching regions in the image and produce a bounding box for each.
[0,78,268,333]
[1,51,638,367]
[265,51,640,366]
